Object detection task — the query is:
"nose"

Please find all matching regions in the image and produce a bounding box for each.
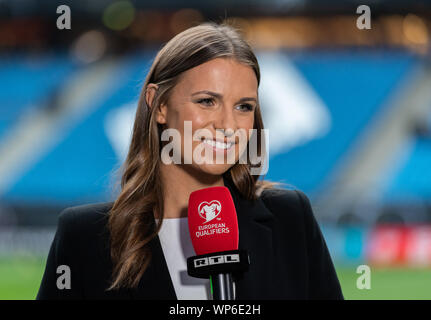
[214,105,237,137]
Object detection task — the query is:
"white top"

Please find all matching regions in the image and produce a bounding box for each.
[158,217,211,300]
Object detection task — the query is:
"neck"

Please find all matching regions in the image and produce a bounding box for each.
[159,163,225,219]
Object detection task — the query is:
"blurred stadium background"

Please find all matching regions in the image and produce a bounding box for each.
[1,0,431,299]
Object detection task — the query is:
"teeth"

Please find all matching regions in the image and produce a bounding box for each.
[203,139,232,149]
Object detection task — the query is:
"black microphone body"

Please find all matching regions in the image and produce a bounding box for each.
[186,249,250,300]
[212,273,234,300]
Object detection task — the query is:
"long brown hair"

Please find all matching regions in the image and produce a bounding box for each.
[108,21,277,290]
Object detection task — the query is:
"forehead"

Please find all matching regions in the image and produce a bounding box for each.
[174,58,258,97]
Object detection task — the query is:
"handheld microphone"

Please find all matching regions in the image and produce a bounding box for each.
[187,186,250,300]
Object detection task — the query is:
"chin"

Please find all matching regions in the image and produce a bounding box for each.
[195,163,233,176]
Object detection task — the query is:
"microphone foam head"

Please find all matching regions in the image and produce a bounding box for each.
[188,186,239,255]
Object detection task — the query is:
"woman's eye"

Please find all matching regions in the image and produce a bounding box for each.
[197,98,254,111]
[197,98,214,106]
[237,104,254,112]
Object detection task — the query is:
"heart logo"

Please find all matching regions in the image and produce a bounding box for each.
[198,200,222,223]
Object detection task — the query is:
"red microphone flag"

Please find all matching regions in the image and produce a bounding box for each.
[188,186,239,255]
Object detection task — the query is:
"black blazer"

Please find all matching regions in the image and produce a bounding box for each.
[36,176,343,300]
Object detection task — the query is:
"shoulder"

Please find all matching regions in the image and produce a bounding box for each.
[56,201,114,236]
[259,187,311,214]
[258,187,316,230]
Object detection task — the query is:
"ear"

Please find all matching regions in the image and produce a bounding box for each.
[156,102,168,125]
[145,83,167,125]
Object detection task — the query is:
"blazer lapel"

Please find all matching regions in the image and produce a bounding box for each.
[129,236,177,300]
[223,176,276,299]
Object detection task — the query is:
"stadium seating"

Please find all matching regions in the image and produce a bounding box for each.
[0,53,77,139]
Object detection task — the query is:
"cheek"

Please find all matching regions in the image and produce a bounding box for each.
[238,116,255,139]
[171,106,208,130]
[165,108,184,130]
[236,116,255,156]
[182,111,211,146]
[187,109,208,128]
[173,108,209,161]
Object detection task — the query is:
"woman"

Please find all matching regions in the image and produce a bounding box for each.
[37,22,343,300]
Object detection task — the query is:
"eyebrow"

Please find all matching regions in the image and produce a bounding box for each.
[191,90,257,103]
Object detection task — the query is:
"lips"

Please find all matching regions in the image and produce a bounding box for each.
[202,138,234,150]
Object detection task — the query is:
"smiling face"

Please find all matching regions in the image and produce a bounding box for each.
[152,57,258,176]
